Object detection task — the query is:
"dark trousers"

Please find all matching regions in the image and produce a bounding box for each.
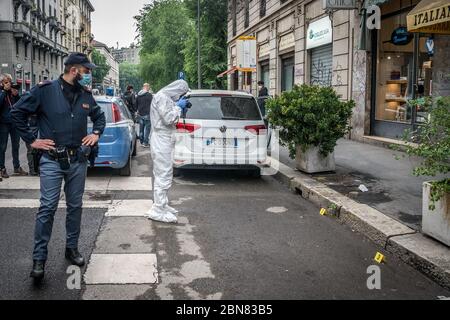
[26,126,39,174]
[0,122,21,170]
[139,115,151,145]
[33,155,87,261]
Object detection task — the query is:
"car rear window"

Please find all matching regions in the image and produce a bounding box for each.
[185,96,262,120]
[95,101,113,123]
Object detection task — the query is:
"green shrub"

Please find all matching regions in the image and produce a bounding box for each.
[266,84,355,158]
[399,96,450,210]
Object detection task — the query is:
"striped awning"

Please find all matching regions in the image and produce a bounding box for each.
[407,0,450,34]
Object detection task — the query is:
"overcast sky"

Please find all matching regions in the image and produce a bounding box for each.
[90,0,150,48]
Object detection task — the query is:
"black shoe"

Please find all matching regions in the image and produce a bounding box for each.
[30,260,45,281]
[65,248,85,266]
[1,168,9,179]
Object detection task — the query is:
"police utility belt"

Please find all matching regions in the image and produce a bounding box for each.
[44,146,94,170]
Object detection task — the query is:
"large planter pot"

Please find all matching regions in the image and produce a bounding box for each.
[422,182,450,247]
[295,145,336,173]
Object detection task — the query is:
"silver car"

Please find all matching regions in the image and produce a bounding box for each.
[173,90,268,177]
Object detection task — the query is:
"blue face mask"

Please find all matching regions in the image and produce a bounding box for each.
[77,72,92,87]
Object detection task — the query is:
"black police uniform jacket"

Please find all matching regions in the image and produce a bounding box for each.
[10,79,106,148]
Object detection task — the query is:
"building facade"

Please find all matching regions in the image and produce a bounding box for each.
[62,0,94,54]
[0,0,94,91]
[92,40,120,92]
[111,43,140,65]
[227,0,450,142]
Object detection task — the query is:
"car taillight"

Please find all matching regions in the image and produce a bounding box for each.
[245,125,267,135]
[176,122,201,133]
[112,103,121,123]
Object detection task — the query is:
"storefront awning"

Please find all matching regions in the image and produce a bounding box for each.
[407,0,450,34]
[217,67,237,78]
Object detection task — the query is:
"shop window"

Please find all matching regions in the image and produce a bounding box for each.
[375,11,432,124]
[260,62,270,94]
[414,37,433,124]
[281,56,294,92]
[243,71,253,94]
[232,70,239,91]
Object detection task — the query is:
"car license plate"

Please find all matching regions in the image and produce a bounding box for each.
[205,138,238,148]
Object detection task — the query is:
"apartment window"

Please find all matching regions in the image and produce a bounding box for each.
[244,1,250,29]
[260,0,266,17]
[232,0,237,36]
[14,6,19,22]
[24,44,28,58]
[43,51,46,65]
[16,39,20,56]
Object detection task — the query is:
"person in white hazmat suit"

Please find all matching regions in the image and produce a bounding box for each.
[145,80,190,223]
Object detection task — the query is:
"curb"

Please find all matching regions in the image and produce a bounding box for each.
[269,157,450,290]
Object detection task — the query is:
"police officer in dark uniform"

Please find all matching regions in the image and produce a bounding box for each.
[11,53,106,282]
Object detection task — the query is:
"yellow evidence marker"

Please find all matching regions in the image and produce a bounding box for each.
[320,208,327,216]
[374,252,385,264]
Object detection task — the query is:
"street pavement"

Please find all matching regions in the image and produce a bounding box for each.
[0,140,449,300]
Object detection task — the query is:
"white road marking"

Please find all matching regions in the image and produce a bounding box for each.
[107,177,152,191]
[0,199,111,208]
[155,216,222,300]
[0,176,152,191]
[170,197,193,206]
[266,206,288,213]
[84,253,158,285]
[173,178,215,186]
[105,200,154,217]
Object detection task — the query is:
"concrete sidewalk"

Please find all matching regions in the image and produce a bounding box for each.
[278,139,445,230]
[271,139,450,290]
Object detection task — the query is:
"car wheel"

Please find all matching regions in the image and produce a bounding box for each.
[119,154,132,176]
[132,141,137,157]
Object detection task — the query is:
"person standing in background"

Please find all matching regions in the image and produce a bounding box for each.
[136,83,153,148]
[0,74,28,178]
[123,85,137,119]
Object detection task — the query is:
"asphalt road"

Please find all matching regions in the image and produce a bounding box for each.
[0,139,449,300]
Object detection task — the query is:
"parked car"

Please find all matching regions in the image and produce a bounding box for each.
[89,96,138,176]
[174,90,267,177]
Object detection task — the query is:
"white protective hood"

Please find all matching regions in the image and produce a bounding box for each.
[159,80,190,102]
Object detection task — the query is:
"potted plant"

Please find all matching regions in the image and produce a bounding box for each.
[400,96,450,246]
[266,84,355,173]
